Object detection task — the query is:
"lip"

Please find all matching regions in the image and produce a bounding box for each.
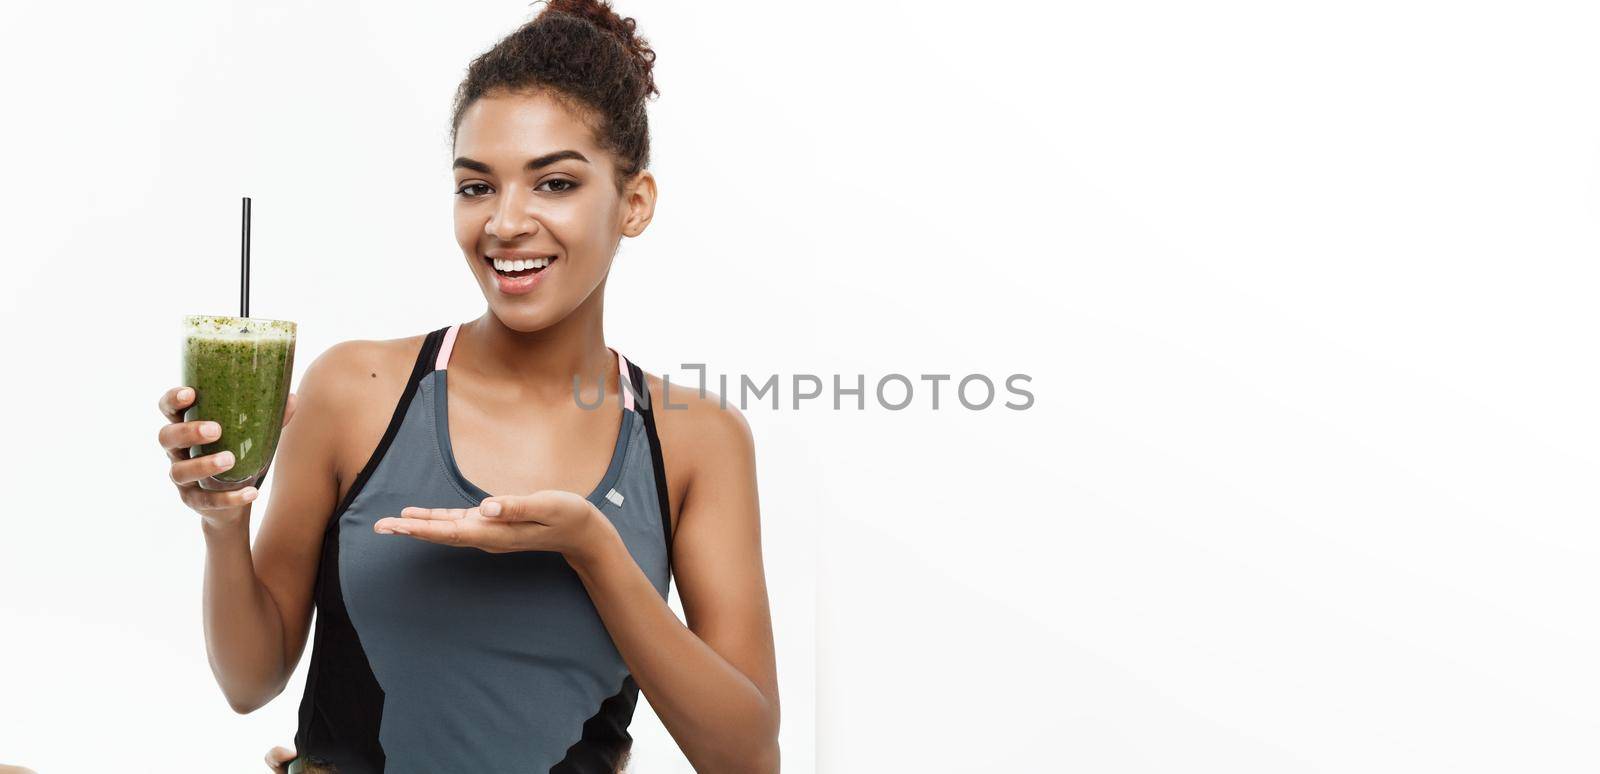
[486,250,558,261]
[483,254,557,296]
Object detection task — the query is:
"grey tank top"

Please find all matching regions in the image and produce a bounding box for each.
[291,323,674,773]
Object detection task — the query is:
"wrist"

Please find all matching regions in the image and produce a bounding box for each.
[567,506,623,575]
[200,506,252,541]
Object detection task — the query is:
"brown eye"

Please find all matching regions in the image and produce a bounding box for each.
[456,183,493,198]
[538,178,578,193]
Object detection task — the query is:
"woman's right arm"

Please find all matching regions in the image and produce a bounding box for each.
[157,341,374,713]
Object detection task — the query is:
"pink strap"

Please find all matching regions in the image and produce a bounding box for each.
[435,324,460,370]
[616,349,635,412]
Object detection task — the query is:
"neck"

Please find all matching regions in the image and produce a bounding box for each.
[455,294,614,399]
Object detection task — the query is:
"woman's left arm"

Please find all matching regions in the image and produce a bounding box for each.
[569,398,780,774]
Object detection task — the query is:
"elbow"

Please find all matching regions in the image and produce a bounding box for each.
[222,678,287,715]
[701,741,779,774]
[226,694,266,715]
[687,723,779,773]
[751,739,781,774]
[717,713,781,774]
[756,710,781,773]
[750,698,780,773]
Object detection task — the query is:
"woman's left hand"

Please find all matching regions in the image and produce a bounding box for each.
[374,490,617,565]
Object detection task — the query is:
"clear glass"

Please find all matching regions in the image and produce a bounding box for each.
[180,315,298,491]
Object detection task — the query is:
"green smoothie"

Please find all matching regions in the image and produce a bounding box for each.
[181,315,297,491]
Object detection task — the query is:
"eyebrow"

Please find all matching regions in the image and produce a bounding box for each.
[452,150,590,174]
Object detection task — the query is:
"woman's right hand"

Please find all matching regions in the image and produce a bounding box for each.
[157,386,297,527]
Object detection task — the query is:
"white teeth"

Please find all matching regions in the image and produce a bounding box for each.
[490,256,554,272]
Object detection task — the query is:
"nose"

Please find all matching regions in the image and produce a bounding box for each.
[486,185,540,241]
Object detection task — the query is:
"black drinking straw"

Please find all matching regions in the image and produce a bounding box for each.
[240,197,252,318]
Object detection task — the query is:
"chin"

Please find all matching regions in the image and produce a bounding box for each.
[487,302,562,333]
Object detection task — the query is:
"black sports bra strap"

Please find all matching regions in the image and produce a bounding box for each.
[329,327,449,522]
[627,359,674,583]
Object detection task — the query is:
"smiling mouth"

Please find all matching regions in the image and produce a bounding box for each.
[484,255,557,279]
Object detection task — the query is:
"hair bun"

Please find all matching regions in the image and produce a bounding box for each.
[540,0,658,100]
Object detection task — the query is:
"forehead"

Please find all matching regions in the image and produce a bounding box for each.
[453,90,604,163]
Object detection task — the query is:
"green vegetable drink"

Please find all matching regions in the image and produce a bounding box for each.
[181,315,297,491]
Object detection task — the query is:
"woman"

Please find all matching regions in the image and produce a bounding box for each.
[154,3,780,772]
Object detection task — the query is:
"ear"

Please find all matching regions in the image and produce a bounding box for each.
[620,169,657,238]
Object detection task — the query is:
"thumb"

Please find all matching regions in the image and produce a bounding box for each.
[480,494,545,518]
[480,491,567,521]
[265,745,296,772]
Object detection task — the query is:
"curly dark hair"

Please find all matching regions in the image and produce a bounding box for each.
[450,0,659,195]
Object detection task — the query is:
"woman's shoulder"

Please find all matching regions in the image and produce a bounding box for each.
[636,370,756,499]
[640,370,754,445]
[299,332,436,491]
[300,332,432,399]
[629,368,760,545]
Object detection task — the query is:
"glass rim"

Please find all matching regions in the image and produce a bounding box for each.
[183,314,298,335]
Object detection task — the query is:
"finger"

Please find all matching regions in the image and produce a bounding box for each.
[398,506,474,520]
[265,746,296,772]
[170,451,236,487]
[158,386,195,423]
[283,392,298,427]
[180,484,260,512]
[159,418,222,461]
[374,516,489,546]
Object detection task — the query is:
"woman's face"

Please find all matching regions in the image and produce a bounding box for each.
[451,89,650,331]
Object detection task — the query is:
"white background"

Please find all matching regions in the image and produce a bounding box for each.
[2,1,1598,771]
